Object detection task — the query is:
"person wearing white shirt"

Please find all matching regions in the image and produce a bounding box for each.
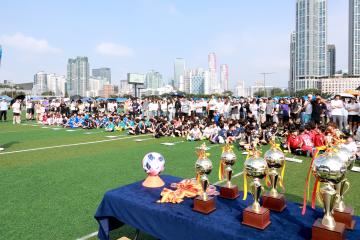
[249,99,259,121]
[223,99,231,119]
[331,95,344,130]
[195,100,203,118]
[208,96,217,119]
[0,99,8,121]
[12,100,21,124]
[149,101,158,117]
[167,100,175,121]
[216,99,224,115]
[346,98,359,133]
[161,100,168,117]
[258,99,267,124]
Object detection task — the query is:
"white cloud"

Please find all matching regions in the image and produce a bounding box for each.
[95,42,134,57]
[0,32,61,54]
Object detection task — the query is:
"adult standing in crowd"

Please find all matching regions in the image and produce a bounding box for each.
[175,97,181,118]
[0,98,8,122]
[311,96,325,125]
[346,97,359,134]
[331,94,344,130]
[302,94,313,124]
[208,95,217,119]
[265,98,274,124]
[12,99,21,124]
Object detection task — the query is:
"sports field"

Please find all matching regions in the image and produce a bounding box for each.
[1,117,360,240]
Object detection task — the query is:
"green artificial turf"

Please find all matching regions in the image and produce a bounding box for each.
[0,114,360,240]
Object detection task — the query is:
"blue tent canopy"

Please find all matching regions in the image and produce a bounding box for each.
[0,95,12,101]
[96,97,107,101]
[81,97,94,102]
[116,98,127,102]
[30,96,44,101]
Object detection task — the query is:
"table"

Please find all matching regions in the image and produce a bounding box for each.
[95,175,360,240]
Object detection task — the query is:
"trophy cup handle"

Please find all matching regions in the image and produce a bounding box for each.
[342,180,350,196]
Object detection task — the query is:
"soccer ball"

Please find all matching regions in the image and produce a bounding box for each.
[142,152,165,176]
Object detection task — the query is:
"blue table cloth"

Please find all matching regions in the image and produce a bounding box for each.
[95,175,360,240]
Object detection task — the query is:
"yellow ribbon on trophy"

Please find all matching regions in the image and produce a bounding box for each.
[279,160,286,190]
[243,173,248,200]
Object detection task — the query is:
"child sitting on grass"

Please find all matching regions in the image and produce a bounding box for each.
[187,124,202,141]
[286,127,302,154]
[105,117,115,132]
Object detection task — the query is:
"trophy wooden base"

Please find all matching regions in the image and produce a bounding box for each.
[242,206,271,230]
[334,207,356,230]
[262,193,286,212]
[193,196,216,214]
[312,219,346,240]
[219,185,239,199]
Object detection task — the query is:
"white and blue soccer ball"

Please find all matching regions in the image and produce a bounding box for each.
[142,152,165,176]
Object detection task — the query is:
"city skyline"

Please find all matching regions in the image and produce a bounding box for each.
[0,0,349,89]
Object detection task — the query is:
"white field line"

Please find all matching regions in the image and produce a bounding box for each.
[208,144,220,149]
[0,134,151,155]
[285,157,303,163]
[134,138,153,142]
[76,231,98,240]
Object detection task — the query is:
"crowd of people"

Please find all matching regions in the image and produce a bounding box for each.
[1,94,359,158]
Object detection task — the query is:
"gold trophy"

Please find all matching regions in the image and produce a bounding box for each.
[311,152,347,239]
[193,143,216,214]
[333,146,356,229]
[219,144,239,199]
[242,145,271,229]
[262,140,286,212]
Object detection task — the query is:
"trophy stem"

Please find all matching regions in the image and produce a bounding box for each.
[269,169,279,198]
[320,182,337,230]
[251,178,262,213]
[200,175,209,201]
[226,166,232,188]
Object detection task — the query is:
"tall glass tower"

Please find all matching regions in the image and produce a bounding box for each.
[289,32,297,94]
[326,44,336,76]
[67,57,90,96]
[174,58,185,90]
[92,68,111,84]
[294,0,327,91]
[220,64,229,91]
[349,0,360,76]
[208,52,218,93]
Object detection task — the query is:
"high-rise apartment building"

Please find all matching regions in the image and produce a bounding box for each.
[220,64,229,91]
[174,58,185,90]
[92,68,111,84]
[208,52,218,93]
[349,0,360,75]
[145,70,163,89]
[47,73,66,96]
[33,71,48,95]
[293,0,327,91]
[190,68,206,94]
[326,44,336,76]
[289,32,297,93]
[67,56,89,96]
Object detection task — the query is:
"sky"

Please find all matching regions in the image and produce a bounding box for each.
[0,0,349,89]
